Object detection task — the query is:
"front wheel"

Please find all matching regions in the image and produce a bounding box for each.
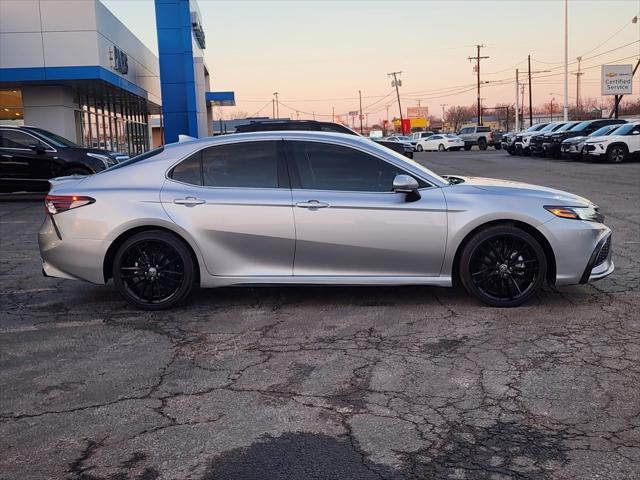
[607,145,627,163]
[438,144,445,152]
[112,230,196,310]
[478,138,488,150]
[459,226,547,307]
[416,144,423,152]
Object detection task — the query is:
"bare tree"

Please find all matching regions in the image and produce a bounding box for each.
[445,106,472,132]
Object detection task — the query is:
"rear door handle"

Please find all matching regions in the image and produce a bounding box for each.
[296,200,329,209]
[173,196,206,206]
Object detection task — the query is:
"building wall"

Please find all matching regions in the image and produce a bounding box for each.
[155,0,211,143]
[0,0,161,103]
[21,85,77,141]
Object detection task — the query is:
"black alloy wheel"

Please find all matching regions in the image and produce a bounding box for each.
[478,138,488,150]
[460,226,547,307]
[113,230,196,310]
[607,145,627,164]
[438,144,445,152]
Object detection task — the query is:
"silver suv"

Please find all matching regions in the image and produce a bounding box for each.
[457,126,494,150]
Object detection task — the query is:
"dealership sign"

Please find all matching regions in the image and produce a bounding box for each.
[110,46,128,75]
[601,64,633,95]
[191,11,206,49]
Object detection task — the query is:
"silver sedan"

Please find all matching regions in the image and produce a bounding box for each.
[38,131,613,309]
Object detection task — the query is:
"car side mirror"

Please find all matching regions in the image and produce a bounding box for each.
[393,174,421,201]
[29,144,46,154]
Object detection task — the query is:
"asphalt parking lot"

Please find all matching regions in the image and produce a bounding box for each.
[1,149,639,480]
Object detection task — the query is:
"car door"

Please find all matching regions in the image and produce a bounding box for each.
[160,140,296,277]
[627,124,640,154]
[427,135,443,150]
[0,128,52,193]
[286,139,447,277]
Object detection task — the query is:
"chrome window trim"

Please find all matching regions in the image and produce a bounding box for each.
[0,128,57,153]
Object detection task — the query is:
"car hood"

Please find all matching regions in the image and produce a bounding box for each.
[449,176,591,205]
[585,134,621,144]
[562,135,588,144]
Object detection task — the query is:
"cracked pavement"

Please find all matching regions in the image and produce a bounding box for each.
[1,150,639,479]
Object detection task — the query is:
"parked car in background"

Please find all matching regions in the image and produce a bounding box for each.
[0,126,128,194]
[457,126,494,150]
[236,119,414,158]
[40,130,613,309]
[561,123,625,160]
[386,135,413,142]
[531,122,579,157]
[501,132,516,153]
[583,121,640,163]
[513,123,550,155]
[546,119,626,159]
[408,131,435,147]
[415,133,464,152]
[490,131,504,150]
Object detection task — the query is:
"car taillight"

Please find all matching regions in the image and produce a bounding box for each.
[45,195,95,215]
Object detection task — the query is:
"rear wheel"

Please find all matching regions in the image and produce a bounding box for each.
[478,138,488,150]
[416,144,423,152]
[438,144,445,152]
[459,225,547,307]
[112,230,196,310]
[607,145,627,163]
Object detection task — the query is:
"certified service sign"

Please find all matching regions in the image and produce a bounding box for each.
[601,64,633,95]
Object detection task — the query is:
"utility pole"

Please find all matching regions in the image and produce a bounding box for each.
[296,110,300,120]
[358,90,363,134]
[550,97,555,121]
[468,44,489,126]
[572,57,583,118]
[515,69,520,131]
[528,55,533,127]
[273,92,279,118]
[563,0,569,121]
[387,71,404,133]
[520,84,525,127]
[272,99,275,119]
[332,106,335,123]
[440,103,447,131]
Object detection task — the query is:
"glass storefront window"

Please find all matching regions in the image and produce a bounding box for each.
[0,89,24,126]
[76,86,150,155]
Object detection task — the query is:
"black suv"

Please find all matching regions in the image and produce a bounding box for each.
[546,119,626,159]
[235,120,414,158]
[0,126,127,194]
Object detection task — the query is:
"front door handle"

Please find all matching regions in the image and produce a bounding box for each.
[174,196,206,206]
[296,200,329,209]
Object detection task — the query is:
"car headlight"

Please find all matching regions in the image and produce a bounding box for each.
[544,204,603,222]
[87,152,116,168]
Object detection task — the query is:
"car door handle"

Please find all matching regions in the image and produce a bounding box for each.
[296,200,329,209]
[173,196,206,206]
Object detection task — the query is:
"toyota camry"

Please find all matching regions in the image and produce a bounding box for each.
[38,131,613,309]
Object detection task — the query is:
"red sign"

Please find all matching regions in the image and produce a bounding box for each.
[401,119,411,135]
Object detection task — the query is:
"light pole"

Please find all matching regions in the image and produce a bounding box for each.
[387,72,404,133]
[273,92,279,118]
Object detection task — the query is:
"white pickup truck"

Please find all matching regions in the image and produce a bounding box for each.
[456,126,496,150]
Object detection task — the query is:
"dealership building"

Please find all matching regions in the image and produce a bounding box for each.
[0,0,234,155]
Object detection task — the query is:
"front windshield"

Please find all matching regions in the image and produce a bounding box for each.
[539,123,560,132]
[570,121,592,131]
[527,124,546,132]
[27,127,79,147]
[589,125,616,137]
[445,133,458,138]
[556,122,580,133]
[609,123,636,136]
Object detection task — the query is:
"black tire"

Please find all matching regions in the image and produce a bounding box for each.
[606,145,627,163]
[507,147,516,156]
[459,225,547,307]
[464,145,472,151]
[416,144,423,152]
[494,143,502,150]
[478,138,488,150]
[112,230,196,310]
[438,144,445,152]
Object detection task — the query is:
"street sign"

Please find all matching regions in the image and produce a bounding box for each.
[601,64,633,96]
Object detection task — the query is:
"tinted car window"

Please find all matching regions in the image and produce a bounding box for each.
[0,129,45,149]
[290,141,416,192]
[477,127,490,132]
[171,152,202,185]
[202,141,279,188]
[431,135,443,140]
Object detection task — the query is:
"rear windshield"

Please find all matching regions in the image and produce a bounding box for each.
[100,147,165,172]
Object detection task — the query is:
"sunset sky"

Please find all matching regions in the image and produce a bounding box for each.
[103,0,640,123]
